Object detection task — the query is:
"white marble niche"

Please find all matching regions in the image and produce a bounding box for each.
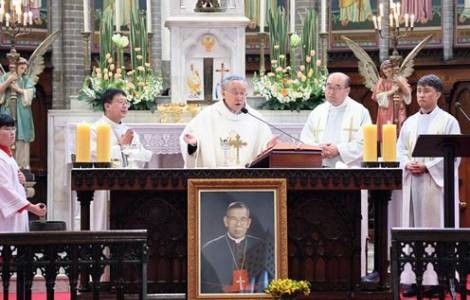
[165,0,249,103]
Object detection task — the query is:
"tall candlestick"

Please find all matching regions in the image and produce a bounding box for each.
[290,0,295,33]
[76,123,91,163]
[321,0,327,32]
[115,0,121,32]
[96,123,112,162]
[382,124,397,162]
[83,0,89,32]
[363,124,378,162]
[259,0,265,33]
[146,0,152,33]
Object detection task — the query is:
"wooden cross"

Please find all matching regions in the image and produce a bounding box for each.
[343,117,358,142]
[229,134,247,165]
[215,62,230,93]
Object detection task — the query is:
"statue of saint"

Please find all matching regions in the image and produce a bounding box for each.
[0,57,35,169]
[0,31,60,169]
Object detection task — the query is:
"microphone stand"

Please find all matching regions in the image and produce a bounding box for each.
[240,107,304,144]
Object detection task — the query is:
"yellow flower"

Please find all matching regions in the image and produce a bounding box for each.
[103,73,109,80]
[316,59,322,67]
[105,53,111,59]
[305,56,311,63]
[95,67,101,73]
[114,73,121,79]
[134,47,141,52]
[145,62,151,67]
[116,68,122,74]
[109,64,115,71]
[136,55,143,60]
[107,57,113,64]
[299,65,305,71]
[275,66,283,73]
[137,66,145,72]
[310,49,316,57]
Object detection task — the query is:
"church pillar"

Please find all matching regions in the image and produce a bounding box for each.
[378,0,390,62]
[51,0,64,109]
[160,0,171,92]
[442,0,454,61]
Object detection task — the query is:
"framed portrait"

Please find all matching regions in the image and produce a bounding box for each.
[188,178,288,299]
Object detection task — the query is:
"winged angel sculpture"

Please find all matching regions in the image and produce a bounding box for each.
[0,30,60,169]
[341,34,432,139]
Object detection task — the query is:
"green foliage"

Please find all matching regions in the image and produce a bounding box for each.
[254,8,328,111]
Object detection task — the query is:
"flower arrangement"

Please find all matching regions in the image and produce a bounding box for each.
[254,8,327,111]
[264,278,311,299]
[79,4,162,111]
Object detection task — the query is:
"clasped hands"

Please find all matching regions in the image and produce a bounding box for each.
[119,129,134,146]
[320,143,339,159]
[406,161,427,176]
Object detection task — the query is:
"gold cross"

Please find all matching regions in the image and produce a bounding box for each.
[229,134,247,165]
[343,117,358,142]
[215,62,230,89]
[311,119,323,142]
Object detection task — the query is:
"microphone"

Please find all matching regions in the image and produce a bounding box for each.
[455,102,470,122]
[240,107,304,144]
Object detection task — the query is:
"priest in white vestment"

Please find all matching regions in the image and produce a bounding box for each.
[397,75,461,295]
[180,74,275,168]
[89,89,153,231]
[0,113,46,232]
[300,72,372,277]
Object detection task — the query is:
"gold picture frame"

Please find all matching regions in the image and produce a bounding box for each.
[188,178,288,299]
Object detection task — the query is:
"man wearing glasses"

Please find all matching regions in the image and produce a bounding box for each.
[180,74,276,168]
[89,88,152,231]
[300,72,371,277]
[201,201,274,293]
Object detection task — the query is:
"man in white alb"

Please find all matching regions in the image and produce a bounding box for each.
[90,88,153,231]
[398,74,461,297]
[180,74,276,168]
[300,72,372,277]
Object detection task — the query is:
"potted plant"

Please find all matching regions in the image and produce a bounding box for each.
[265,278,311,300]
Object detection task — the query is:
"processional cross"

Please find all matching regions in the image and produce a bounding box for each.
[229,134,247,165]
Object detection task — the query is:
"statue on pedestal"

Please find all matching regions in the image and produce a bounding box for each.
[0,31,60,169]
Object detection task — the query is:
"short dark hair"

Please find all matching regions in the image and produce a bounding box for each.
[101,88,127,111]
[0,113,15,128]
[226,201,250,217]
[417,74,443,93]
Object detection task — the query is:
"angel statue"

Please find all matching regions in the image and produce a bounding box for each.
[0,30,60,169]
[341,35,432,140]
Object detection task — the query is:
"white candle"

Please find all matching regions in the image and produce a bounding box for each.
[5,12,9,27]
[389,13,393,27]
[410,13,415,28]
[146,0,152,33]
[259,0,265,33]
[379,3,384,17]
[290,0,295,33]
[115,0,121,32]
[404,13,409,27]
[377,15,382,30]
[83,0,89,32]
[394,12,399,27]
[396,2,401,16]
[372,15,377,29]
[321,0,327,32]
[23,11,26,25]
[28,10,32,25]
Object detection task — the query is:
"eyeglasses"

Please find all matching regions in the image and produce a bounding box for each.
[225,89,248,97]
[325,84,347,92]
[227,216,249,224]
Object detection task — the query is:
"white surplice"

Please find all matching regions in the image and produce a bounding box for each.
[89,115,153,231]
[300,96,372,167]
[397,107,461,285]
[179,101,272,168]
[300,96,372,276]
[0,149,29,232]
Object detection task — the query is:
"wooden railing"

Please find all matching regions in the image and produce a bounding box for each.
[391,228,470,300]
[0,230,148,300]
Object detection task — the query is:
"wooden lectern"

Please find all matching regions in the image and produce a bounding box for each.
[412,134,470,227]
[248,143,322,168]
